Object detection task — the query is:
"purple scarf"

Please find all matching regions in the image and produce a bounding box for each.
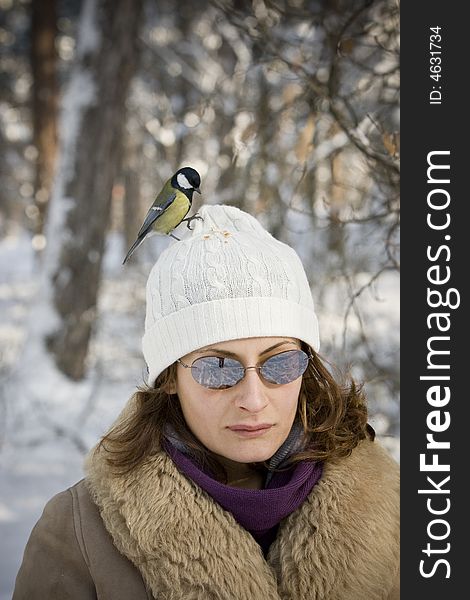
[164,440,323,554]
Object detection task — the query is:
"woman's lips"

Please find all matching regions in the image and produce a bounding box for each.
[227,424,273,438]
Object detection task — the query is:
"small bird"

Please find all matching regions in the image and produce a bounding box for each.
[123,166,202,265]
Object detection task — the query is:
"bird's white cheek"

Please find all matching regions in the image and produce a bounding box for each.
[177,173,192,189]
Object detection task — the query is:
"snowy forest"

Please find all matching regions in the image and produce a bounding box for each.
[0,0,399,595]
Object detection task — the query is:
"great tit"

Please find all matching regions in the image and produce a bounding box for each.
[123,166,202,265]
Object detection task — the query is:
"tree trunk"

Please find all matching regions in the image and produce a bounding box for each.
[30,0,58,236]
[46,0,143,380]
[123,128,143,253]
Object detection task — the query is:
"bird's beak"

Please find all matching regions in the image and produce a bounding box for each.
[195,187,201,194]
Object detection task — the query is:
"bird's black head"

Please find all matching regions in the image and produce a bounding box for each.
[172,167,201,199]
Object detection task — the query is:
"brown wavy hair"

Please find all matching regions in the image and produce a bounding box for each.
[98,342,374,481]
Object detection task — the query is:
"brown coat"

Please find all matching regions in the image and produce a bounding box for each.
[13,439,399,599]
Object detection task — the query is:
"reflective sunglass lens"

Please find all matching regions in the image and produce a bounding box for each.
[191,356,244,389]
[260,350,309,384]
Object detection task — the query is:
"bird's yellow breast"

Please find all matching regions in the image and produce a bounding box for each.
[153,192,191,235]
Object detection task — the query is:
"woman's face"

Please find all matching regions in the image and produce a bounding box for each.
[175,337,302,465]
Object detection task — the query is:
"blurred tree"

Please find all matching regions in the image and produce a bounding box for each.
[30,0,58,237]
[122,119,144,253]
[0,0,33,232]
[45,0,143,380]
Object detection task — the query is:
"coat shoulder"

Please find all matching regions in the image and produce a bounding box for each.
[14,481,151,600]
[72,479,152,599]
[319,439,400,536]
[13,483,96,599]
[334,438,399,486]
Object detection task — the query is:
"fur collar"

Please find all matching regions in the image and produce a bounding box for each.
[85,440,399,600]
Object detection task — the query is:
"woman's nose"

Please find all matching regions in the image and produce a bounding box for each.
[234,369,269,412]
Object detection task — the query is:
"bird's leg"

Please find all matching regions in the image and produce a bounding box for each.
[181,213,203,230]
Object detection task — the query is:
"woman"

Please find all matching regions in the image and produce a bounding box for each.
[13,204,399,599]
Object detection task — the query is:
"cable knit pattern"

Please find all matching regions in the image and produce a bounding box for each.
[142,205,320,385]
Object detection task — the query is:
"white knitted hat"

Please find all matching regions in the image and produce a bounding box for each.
[142,204,320,385]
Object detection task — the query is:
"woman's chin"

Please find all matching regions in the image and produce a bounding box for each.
[218,442,279,465]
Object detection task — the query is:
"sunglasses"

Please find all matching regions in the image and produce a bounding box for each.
[177,349,311,389]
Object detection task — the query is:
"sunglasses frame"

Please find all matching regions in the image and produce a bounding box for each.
[177,348,312,389]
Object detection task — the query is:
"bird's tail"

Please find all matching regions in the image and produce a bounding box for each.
[122,235,146,265]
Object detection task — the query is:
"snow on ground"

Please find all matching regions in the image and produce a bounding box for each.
[0,231,143,597]
[0,230,399,598]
